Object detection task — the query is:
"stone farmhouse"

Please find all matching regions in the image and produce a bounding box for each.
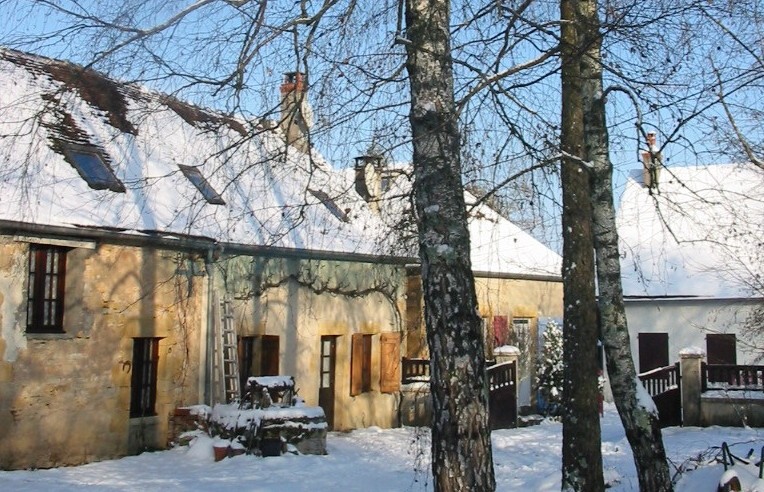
[0,48,562,469]
[349,158,563,411]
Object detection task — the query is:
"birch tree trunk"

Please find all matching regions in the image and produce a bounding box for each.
[560,0,605,489]
[578,1,674,490]
[404,1,495,490]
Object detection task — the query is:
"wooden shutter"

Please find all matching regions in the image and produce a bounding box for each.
[380,332,401,393]
[493,316,509,347]
[707,334,737,365]
[260,335,280,376]
[351,334,364,396]
[638,332,669,372]
[238,336,255,394]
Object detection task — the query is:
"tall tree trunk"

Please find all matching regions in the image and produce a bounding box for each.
[578,1,674,490]
[403,1,495,491]
[560,0,605,489]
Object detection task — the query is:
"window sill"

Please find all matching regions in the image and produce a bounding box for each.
[129,414,160,423]
[26,332,73,340]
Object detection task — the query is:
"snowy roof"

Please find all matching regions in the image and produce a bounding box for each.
[346,166,562,278]
[617,163,764,298]
[464,190,562,277]
[0,48,389,258]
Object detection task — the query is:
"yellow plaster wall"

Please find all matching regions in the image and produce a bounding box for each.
[405,274,563,358]
[403,272,563,409]
[224,257,405,431]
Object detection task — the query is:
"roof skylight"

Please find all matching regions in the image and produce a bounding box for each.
[178,165,225,205]
[64,145,125,193]
[309,189,349,222]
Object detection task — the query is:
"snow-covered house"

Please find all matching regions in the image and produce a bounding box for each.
[350,157,564,411]
[0,49,410,469]
[617,159,764,372]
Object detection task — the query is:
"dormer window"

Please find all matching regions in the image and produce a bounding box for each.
[178,165,225,205]
[309,189,349,222]
[64,145,126,193]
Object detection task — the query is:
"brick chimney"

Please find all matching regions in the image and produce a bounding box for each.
[354,155,384,213]
[641,131,662,189]
[279,72,312,153]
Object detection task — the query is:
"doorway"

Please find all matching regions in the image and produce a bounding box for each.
[319,336,338,430]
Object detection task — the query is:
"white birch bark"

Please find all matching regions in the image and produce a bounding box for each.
[579,0,674,490]
[403,1,495,490]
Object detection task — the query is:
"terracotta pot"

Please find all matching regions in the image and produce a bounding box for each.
[213,444,230,462]
[173,407,192,417]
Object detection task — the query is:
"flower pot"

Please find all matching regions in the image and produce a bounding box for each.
[213,444,230,462]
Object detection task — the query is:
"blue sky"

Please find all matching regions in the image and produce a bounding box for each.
[1,1,756,251]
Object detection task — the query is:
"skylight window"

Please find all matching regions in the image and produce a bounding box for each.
[309,189,349,222]
[64,145,125,193]
[178,165,225,205]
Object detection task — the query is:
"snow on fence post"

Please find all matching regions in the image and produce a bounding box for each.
[679,347,705,427]
[493,345,520,368]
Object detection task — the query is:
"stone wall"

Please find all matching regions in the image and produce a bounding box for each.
[680,353,764,427]
[0,237,204,469]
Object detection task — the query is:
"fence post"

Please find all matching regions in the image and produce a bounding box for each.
[494,346,519,371]
[679,348,704,427]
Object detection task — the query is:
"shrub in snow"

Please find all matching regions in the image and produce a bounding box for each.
[536,320,563,416]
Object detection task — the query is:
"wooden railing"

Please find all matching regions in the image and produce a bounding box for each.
[487,361,516,391]
[702,364,764,391]
[401,358,500,384]
[638,362,680,397]
[402,357,430,384]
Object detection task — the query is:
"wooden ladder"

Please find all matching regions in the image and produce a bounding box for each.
[219,298,240,403]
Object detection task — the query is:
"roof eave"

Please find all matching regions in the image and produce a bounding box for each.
[0,220,417,265]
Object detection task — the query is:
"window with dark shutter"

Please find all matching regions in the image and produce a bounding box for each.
[707,334,737,365]
[379,332,401,394]
[707,334,737,383]
[260,335,280,376]
[637,332,669,372]
[130,338,160,418]
[26,244,68,333]
[351,333,372,396]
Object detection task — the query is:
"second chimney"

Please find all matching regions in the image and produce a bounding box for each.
[641,131,662,189]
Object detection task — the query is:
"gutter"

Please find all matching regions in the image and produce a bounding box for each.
[405,263,562,283]
[471,270,563,283]
[623,295,763,303]
[0,220,418,265]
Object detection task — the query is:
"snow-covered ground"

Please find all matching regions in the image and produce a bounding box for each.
[1,404,762,491]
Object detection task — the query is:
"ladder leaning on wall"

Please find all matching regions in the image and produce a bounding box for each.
[218,297,241,404]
